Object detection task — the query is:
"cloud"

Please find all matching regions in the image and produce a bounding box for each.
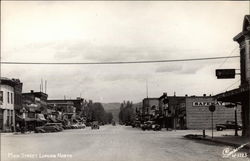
[155,64,182,73]
[52,40,174,62]
[100,73,150,82]
[1,1,247,103]
[155,63,202,74]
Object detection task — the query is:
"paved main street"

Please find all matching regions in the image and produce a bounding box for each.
[1,125,249,161]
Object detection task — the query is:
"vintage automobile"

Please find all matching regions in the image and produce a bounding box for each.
[54,123,64,131]
[216,121,242,131]
[78,122,86,129]
[141,121,161,131]
[132,121,141,128]
[91,121,100,129]
[125,122,132,126]
[151,123,161,131]
[35,123,63,133]
[63,124,72,129]
[141,121,154,130]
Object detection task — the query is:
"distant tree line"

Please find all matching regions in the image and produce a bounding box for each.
[119,101,135,124]
[85,100,113,124]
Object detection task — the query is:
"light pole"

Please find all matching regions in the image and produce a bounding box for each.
[234,105,238,136]
[209,104,216,139]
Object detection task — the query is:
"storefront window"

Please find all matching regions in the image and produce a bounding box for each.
[11,93,13,104]
[6,110,10,126]
[7,92,10,103]
[0,91,3,105]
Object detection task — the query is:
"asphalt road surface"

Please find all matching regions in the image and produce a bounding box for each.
[1,125,249,161]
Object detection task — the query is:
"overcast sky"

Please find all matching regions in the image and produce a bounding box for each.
[1,1,249,103]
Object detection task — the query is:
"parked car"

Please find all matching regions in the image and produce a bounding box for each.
[132,121,141,128]
[141,121,161,131]
[54,123,64,131]
[78,122,86,129]
[63,124,72,129]
[216,121,242,131]
[125,122,132,126]
[151,123,161,131]
[35,123,62,133]
[141,121,154,130]
[71,124,79,129]
[91,121,100,129]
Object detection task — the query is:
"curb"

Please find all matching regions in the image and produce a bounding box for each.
[184,134,250,150]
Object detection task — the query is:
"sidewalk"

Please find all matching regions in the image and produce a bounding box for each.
[184,130,250,150]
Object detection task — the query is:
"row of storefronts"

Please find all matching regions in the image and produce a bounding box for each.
[136,94,241,130]
[0,77,86,132]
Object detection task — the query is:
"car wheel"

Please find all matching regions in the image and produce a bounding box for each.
[217,127,223,131]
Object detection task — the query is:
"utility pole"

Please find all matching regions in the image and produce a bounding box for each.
[209,104,216,139]
[146,79,148,98]
[45,80,47,94]
[235,104,239,136]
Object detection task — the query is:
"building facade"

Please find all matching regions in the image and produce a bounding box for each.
[216,15,250,137]
[17,91,48,132]
[47,98,82,124]
[141,94,241,130]
[0,78,16,132]
[186,96,241,129]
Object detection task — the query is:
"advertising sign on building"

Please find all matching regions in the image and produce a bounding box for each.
[192,101,225,107]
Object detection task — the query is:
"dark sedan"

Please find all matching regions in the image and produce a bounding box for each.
[216,121,242,131]
[35,123,63,133]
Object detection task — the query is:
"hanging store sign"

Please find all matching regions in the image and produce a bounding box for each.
[192,101,225,107]
[216,69,236,79]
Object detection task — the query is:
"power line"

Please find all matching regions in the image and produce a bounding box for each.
[222,79,241,92]
[218,46,239,68]
[0,56,240,65]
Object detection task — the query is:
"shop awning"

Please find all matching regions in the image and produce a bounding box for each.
[215,86,249,103]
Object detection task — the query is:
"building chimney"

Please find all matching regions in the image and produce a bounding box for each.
[203,94,206,97]
[31,90,34,93]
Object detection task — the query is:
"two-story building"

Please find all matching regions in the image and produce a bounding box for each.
[0,78,16,132]
[17,91,48,131]
[47,98,83,125]
[142,98,160,121]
